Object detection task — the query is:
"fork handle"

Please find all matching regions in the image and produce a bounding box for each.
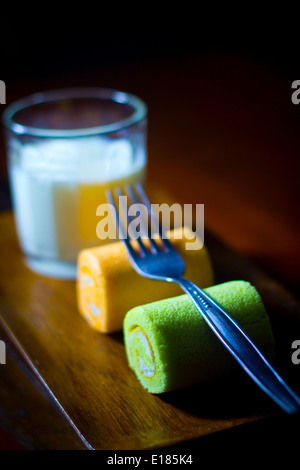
[176,278,300,415]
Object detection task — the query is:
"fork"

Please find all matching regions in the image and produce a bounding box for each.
[106,183,300,415]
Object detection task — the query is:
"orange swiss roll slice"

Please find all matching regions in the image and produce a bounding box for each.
[76,227,214,333]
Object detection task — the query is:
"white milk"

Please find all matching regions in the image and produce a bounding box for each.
[9,136,146,268]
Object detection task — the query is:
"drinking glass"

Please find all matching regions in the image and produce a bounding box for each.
[2,87,147,279]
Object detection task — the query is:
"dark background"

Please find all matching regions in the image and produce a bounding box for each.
[0,14,300,453]
[1,15,299,86]
[1,15,300,289]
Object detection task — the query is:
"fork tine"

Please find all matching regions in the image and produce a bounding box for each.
[134,183,174,252]
[105,189,142,260]
[114,187,149,257]
[105,189,126,239]
[125,184,160,254]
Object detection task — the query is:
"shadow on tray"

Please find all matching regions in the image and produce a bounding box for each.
[158,369,277,419]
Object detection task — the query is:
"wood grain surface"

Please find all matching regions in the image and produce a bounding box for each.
[0,210,299,450]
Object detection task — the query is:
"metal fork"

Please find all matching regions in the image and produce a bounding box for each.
[106,183,300,415]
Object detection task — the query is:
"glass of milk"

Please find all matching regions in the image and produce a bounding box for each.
[3,88,147,279]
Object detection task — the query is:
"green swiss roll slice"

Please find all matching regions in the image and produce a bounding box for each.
[123,280,275,393]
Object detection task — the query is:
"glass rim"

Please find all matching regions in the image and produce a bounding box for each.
[2,87,147,138]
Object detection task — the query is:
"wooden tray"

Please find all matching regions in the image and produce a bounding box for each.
[0,210,299,450]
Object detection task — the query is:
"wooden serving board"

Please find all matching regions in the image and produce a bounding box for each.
[0,210,299,450]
